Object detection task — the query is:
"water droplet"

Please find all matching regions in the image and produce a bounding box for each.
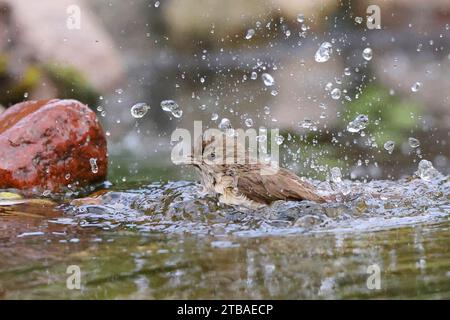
[257,135,267,142]
[355,16,363,24]
[347,114,369,133]
[115,88,123,95]
[218,118,232,131]
[244,118,253,127]
[330,88,341,100]
[297,13,305,23]
[299,119,313,128]
[362,48,373,61]
[89,158,99,174]
[408,137,420,148]
[411,82,422,92]
[211,113,219,121]
[330,167,342,183]
[245,28,255,40]
[275,135,284,145]
[263,106,271,114]
[251,72,257,80]
[161,100,183,118]
[344,67,351,76]
[384,140,395,154]
[315,42,333,63]
[154,1,160,7]
[416,159,439,181]
[130,103,150,118]
[261,73,275,86]
[42,190,51,197]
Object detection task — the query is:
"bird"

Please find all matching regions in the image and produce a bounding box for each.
[189,131,327,209]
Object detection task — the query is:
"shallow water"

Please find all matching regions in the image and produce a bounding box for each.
[0,173,449,299]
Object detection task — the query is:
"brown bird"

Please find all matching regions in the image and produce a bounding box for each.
[190,132,327,209]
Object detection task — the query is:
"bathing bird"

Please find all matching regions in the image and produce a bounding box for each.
[189,132,327,209]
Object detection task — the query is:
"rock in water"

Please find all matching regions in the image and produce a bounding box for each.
[0,99,107,192]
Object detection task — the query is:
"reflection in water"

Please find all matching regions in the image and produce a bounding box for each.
[0,174,449,299]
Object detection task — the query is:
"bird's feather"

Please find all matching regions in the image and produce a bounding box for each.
[232,164,326,204]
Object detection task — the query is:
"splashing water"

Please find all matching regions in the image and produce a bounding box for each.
[362,48,373,61]
[330,167,342,183]
[261,73,275,86]
[347,115,369,133]
[315,42,333,63]
[161,100,183,118]
[275,134,285,145]
[244,118,254,127]
[411,82,422,92]
[1,165,449,299]
[130,103,150,118]
[409,137,421,148]
[330,88,341,100]
[218,118,232,131]
[89,158,98,174]
[416,159,441,181]
[59,167,449,237]
[384,141,395,154]
[245,28,255,40]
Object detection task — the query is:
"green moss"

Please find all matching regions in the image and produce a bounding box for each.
[44,64,100,107]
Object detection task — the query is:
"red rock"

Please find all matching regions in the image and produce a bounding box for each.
[0,99,107,192]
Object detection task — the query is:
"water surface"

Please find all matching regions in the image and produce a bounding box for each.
[0,173,449,299]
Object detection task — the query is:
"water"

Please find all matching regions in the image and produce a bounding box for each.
[89,158,99,174]
[409,137,421,148]
[347,115,369,133]
[244,118,254,127]
[362,48,373,61]
[411,82,422,93]
[315,42,333,63]
[130,102,150,119]
[160,100,183,118]
[261,73,275,87]
[355,17,363,24]
[245,29,255,40]
[0,171,449,299]
[218,118,232,131]
[330,88,341,100]
[275,134,285,145]
[416,159,440,181]
[384,141,395,154]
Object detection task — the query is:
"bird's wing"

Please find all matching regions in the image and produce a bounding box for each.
[234,165,325,204]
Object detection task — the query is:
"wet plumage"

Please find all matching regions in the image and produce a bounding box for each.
[191,133,326,209]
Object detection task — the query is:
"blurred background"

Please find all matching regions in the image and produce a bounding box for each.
[1,0,449,184]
